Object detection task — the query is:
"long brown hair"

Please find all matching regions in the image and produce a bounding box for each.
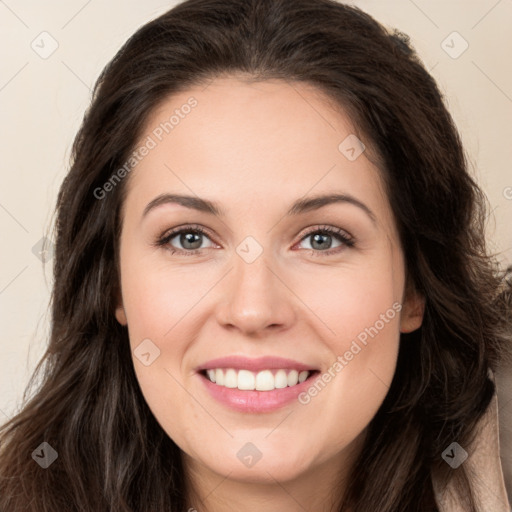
[1,0,511,510]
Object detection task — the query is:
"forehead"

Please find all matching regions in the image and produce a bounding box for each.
[123,76,390,226]
[141,76,361,158]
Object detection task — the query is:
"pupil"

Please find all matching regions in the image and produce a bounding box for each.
[312,233,331,250]
[182,232,201,249]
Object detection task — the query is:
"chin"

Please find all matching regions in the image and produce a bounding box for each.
[198,444,316,484]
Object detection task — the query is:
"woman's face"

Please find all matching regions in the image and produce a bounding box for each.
[115,77,423,490]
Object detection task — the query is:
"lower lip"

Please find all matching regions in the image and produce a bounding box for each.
[197,371,319,413]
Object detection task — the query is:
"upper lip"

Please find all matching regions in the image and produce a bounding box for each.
[196,356,318,373]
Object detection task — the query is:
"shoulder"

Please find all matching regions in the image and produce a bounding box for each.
[433,374,510,512]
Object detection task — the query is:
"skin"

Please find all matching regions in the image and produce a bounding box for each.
[115,76,424,512]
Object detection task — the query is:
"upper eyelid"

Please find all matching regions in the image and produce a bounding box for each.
[163,224,216,242]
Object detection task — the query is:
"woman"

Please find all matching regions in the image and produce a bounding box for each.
[1,0,511,510]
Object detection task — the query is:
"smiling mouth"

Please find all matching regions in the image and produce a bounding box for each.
[199,368,320,391]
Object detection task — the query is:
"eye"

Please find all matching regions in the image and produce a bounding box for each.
[156,224,217,256]
[155,224,355,257]
[295,225,355,256]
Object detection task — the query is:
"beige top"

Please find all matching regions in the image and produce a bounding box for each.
[433,386,510,511]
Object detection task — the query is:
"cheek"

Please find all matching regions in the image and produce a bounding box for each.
[294,252,402,351]
[291,255,402,441]
[120,251,211,341]
[118,253,213,435]
[297,306,400,458]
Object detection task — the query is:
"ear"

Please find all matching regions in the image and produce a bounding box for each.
[400,282,425,334]
[114,286,127,326]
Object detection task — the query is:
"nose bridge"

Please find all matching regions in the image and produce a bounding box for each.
[234,238,273,294]
[217,235,295,334]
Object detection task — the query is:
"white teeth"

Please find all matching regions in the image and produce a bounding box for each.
[237,370,255,390]
[255,370,274,391]
[224,368,238,388]
[204,368,312,390]
[287,370,299,386]
[298,370,309,383]
[274,369,288,388]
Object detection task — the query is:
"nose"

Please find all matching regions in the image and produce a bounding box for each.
[215,249,297,337]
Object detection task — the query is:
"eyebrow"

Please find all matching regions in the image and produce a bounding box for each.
[142,192,376,224]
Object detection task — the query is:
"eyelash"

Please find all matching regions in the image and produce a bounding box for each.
[155,223,355,257]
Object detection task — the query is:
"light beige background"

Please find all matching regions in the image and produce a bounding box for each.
[1,0,511,496]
